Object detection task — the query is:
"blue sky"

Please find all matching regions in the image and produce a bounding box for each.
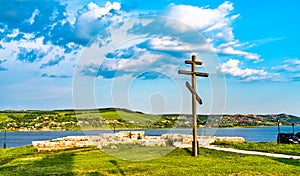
[0,0,300,116]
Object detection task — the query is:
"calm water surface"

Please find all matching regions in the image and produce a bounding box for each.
[1,126,299,148]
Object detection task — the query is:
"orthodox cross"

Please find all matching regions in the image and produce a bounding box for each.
[178,55,209,156]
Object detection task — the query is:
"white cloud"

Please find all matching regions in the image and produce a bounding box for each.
[0,35,80,77]
[217,46,260,61]
[242,74,280,82]
[164,2,261,62]
[165,2,235,33]
[149,37,181,49]
[272,59,300,72]
[294,74,300,79]
[220,59,267,78]
[27,9,40,25]
[145,37,214,53]
[218,41,246,48]
[286,59,300,65]
[23,33,36,40]
[81,1,121,19]
[244,53,260,60]
[215,27,235,41]
[101,52,161,72]
[7,29,20,38]
[143,36,216,54]
[250,37,286,48]
[75,1,122,41]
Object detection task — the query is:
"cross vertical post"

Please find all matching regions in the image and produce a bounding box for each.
[178,55,209,156]
[191,55,198,156]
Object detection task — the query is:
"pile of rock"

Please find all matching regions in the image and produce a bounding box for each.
[98,131,166,148]
[31,131,246,151]
[32,136,100,151]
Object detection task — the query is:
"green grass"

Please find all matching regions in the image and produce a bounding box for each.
[0,146,38,165]
[69,109,160,124]
[1,145,300,175]
[76,109,161,129]
[114,110,160,124]
[0,114,12,124]
[214,141,300,156]
[102,144,174,161]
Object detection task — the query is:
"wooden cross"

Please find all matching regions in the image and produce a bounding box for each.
[178,55,208,156]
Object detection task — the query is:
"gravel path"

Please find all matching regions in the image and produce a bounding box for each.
[202,145,300,160]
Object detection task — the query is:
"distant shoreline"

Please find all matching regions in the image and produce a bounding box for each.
[1,109,299,132]
[0,125,297,132]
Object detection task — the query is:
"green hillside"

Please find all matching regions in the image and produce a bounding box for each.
[0,108,163,131]
[1,108,300,131]
[75,108,161,129]
[162,113,300,128]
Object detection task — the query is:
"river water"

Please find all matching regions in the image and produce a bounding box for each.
[1,126,299,148]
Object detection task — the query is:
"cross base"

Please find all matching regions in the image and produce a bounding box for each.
[192,140,199,156]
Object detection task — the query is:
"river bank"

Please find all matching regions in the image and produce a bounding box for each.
[1,124,293,132]
[2,126,300,148]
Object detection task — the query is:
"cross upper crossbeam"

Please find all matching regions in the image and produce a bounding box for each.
[178,70,209,77]
[185,60,202,65]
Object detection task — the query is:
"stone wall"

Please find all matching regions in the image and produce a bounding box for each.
[32,131,245,151]
[32,136,100,151]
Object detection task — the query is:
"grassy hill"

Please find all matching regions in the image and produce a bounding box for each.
[75,108,159,123]
[0,114,11,124]
[162,113,300,127]
[1,108,300,131]
[75,108,161,129]
[0,108,163,131]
